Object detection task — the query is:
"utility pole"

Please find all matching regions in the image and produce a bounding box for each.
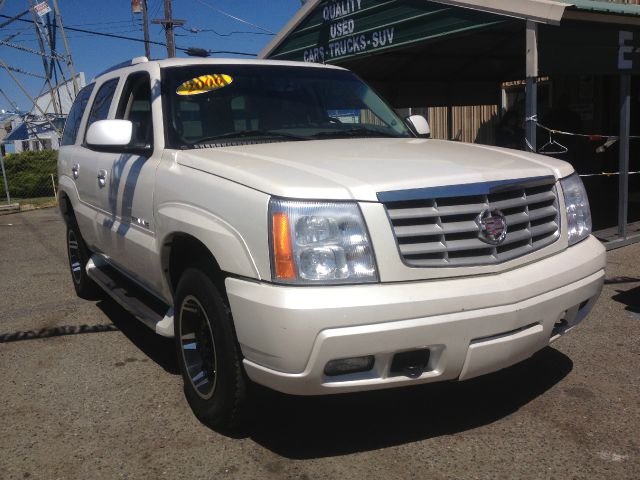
[152,0,184,58]
[141,0,151,59]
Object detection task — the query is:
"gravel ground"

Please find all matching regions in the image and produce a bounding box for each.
[0,208,638,480]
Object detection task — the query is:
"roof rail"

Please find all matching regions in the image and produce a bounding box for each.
[94,56,149,79]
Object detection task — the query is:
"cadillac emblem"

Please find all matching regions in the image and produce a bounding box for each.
[476,209,508,245]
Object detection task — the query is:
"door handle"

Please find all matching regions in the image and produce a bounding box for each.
[71,164,79,179]
[97,169,107,188]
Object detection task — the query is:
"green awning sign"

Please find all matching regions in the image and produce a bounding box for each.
[303,0,395,63]
[269,0,505,64]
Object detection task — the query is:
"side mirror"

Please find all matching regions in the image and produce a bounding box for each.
[406,115,430,138]
[86,120,133,148]
[86,120,151,155]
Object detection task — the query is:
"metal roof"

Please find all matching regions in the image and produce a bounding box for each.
[429,1,568,24]
[562,0,640,16]
[3,118,65,142]
[433,1,640,19]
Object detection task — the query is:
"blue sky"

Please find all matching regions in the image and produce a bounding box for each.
[0,0,301,112]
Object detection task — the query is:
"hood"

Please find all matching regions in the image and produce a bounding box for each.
[176,138,574,201]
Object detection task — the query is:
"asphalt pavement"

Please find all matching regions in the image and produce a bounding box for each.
[0,207,638,480]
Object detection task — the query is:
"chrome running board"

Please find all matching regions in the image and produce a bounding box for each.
[86,255,174,338]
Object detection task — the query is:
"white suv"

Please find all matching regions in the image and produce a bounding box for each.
[58,57,605,430]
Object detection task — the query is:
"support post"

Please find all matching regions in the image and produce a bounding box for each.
[152,0,184,58]
[618,74,631,238]
[525,20,538,152]
[0,154,10,205]
[141,0,151,59]
[50,0,79,95]
[28,0,60,115]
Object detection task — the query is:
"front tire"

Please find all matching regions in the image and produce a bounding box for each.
[174,267,251,431]
[66,220,100,299]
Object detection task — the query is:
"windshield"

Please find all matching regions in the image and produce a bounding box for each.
[161,64,412,149]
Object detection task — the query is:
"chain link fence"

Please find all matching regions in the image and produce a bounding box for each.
[0,149,58,213]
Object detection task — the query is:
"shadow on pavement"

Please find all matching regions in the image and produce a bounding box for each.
[612,285,640,314]
[96,298,179,374]
[605,276,640,285]
[0,323,119,343]
[249,347,573,459]
[94,296,574,458]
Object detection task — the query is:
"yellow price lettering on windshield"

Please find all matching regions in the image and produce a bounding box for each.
[176,74,233,95]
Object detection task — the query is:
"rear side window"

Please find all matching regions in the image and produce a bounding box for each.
[60,83,95,146]
[85,78,119,132]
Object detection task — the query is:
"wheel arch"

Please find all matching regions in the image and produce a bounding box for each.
[157,203,262,302]
[161,232,229,303]
[57,175,81,225]
[58,190,74,225]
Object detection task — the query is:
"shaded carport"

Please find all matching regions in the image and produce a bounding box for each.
[260,0,640,248]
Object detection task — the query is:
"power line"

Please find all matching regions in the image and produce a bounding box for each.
[0,13,257,60]
[1,24,31,43]
[10,27,146,40]
[1,14,173,48]
[0,9,30,29]
[1,19,142,31]
[180,25,274,37]
[191,0,274,34]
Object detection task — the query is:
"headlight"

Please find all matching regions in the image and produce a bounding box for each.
[560,173,592,246]
[269,198,378,284]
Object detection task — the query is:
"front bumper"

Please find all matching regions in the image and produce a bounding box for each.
[226,236,605,395]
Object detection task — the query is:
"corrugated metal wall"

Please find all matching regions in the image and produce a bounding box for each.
[426,105,500,144]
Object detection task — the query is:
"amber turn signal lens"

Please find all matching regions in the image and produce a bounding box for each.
[272,212,296,280]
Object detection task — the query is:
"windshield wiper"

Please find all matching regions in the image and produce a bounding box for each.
[193,129,308,144]
[309,127,400,139]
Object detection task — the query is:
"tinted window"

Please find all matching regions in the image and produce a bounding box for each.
[60,83,95,146]
[116,72,153,146]
[161,65,411,149]
[85,78,119,132]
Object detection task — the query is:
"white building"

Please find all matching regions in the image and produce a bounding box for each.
[2,73,85,153]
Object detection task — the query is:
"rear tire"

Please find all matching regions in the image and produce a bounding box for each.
[174,267,251,432]
[66,219,100,300]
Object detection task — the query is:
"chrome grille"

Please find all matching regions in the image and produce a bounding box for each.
[380,178,560,267]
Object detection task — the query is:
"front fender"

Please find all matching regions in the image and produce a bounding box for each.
[157,202,261,280]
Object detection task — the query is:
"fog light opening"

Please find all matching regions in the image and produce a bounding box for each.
[390,348,431,379]
[324,355,375,376]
